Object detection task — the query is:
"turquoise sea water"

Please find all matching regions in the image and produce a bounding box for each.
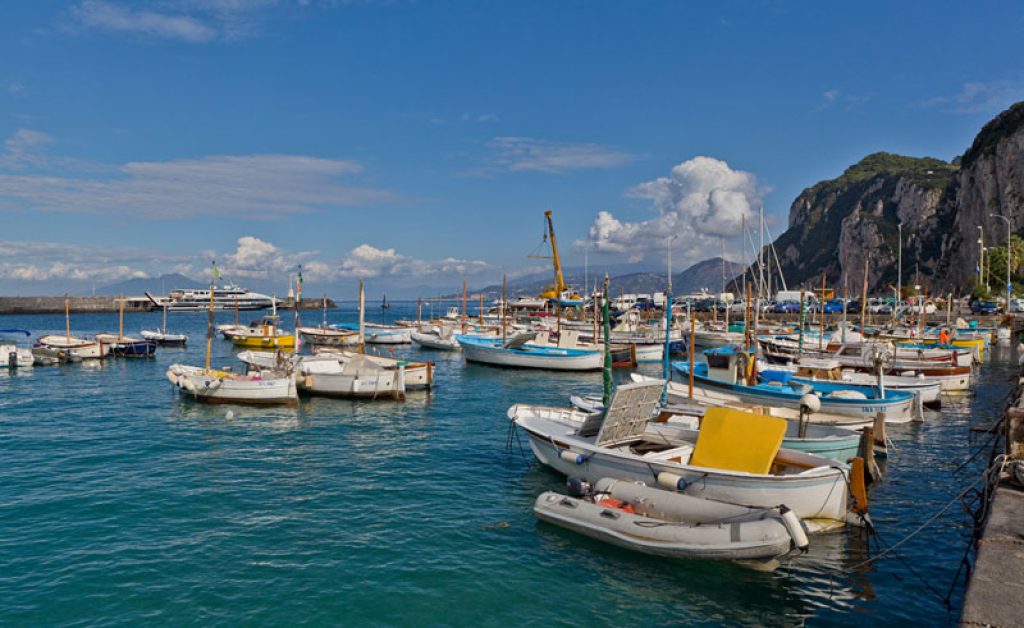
[0,304,1012,626]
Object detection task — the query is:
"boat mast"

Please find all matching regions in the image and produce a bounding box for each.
[462,279,467,333]
[358,279,365,355]
[65,296,70,341]
[118,294,124,341]
[294,265,302,351]
[205,261,216,373]
[162,303,168,334]
[501,274,507,344]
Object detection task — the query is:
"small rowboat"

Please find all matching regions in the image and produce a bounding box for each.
[535,477,808,568]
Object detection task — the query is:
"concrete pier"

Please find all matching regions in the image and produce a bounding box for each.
[960,384,1024,627]
[0,296,335,315]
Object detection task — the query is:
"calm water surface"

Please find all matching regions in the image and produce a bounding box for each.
[0,304,1014,625]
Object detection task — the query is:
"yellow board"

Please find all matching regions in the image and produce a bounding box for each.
[230,334,296,349]
[689,408,787,475]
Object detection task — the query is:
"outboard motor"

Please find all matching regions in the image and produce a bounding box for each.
[7,350,16,370]
[566,477,591,498]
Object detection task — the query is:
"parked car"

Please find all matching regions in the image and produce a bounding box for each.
[971,299,1001,315]
[1007,298,1024,313]
[822,299,846,314]
[867,298,892,314]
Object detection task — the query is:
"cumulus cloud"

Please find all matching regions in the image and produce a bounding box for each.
[337,243,490,278]
[0,133,391,219]
[579,156,765,264]
[475,136,635,174]
[217,235,320,279]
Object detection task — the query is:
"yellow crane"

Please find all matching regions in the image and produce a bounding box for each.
[535,210,581,304]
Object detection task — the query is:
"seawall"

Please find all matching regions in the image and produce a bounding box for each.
[0,296,335,315]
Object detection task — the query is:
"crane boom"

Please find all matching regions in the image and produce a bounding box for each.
[545,210,566,292]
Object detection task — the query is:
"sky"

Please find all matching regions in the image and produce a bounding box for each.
[1,0,1023,297]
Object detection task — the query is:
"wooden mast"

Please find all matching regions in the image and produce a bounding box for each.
[860,259,870,330]
[205,262,215,373]
[501,274,507,344]
[358,279,365,355]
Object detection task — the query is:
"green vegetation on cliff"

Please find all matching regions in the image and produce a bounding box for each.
[961,101,1024,166]
[832,152,957,190]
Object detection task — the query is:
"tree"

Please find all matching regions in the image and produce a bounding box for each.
[984,234,1024,294]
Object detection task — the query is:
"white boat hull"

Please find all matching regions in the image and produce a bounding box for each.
[166,364,297,405]
[36,335,109,359]
[460,340,602,371]
[516,420,849,523]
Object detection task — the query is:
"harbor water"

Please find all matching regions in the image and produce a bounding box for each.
[0,304,1014,625]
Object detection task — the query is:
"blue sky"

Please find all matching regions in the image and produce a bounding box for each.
[1,0,1022,297]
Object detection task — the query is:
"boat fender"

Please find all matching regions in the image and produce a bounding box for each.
[778,505,809,552]
[656,471,688,491]
[559,450,588,465]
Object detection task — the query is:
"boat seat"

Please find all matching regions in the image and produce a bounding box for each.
[641,444,694,463]
[770,450,822,472]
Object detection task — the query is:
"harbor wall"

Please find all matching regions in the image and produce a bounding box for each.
[960,380,1024,627]
[0,296,335,315]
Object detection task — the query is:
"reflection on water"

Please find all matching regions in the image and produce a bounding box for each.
[0,306,1014,625]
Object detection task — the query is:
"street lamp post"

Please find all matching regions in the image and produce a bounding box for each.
[978,225,985,293]
[990,213,1012,307]
[896,222,903,319]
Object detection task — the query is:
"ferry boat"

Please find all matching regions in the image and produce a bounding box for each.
[145,285,278,312]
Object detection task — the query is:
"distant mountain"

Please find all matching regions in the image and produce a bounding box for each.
[466,257,743,298]
[90,273,205,296]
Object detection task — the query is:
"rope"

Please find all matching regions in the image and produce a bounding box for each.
[849,457,1005,572]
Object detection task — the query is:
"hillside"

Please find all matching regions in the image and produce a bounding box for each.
[750,101,1024,296]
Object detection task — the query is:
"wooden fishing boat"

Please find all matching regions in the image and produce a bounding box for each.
[167,364,297,404]
[673,357,918,424]
[295,354,405,399]
[313,347,434,389]
[37,299,109,359]
[167,262,298,406]
[141,304,187,346]
[511,381,861,525]
[335,322,412,344]
[570,387,863,463]
[298,325,360,347]
[94,333,157,357]
[457,331,602,371]
[411,327,461,351]
[227,315,296,350]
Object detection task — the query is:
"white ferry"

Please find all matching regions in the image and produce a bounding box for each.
[145,285,278,312]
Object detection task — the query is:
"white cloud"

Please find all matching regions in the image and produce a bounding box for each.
[478,136,634,174]
[921,81,1024,115]
[217,235,318,279]
[579,156,764,264]
[68,0,382,43]
[71,1,218,43]
[0,239,174,283]
[0,133,391,219]
[0,129,53,169]
[6,82,26,95]
[337,243,490,278]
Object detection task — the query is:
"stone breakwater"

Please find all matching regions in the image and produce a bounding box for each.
[0,296,334,314]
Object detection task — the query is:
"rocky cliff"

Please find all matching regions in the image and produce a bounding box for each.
[943,103,1024,290]
[760,101,1024,295]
